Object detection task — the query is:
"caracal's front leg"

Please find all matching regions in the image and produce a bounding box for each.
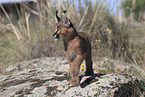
[69,54,85,86]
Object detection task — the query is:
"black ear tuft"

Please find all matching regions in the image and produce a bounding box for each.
[61,10,73,27]
[63,10,67,13]
[56,10,58,13]
[56,10,61,21]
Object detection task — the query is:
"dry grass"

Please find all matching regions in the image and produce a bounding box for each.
[0,0,144,77]
[0,1,144,96]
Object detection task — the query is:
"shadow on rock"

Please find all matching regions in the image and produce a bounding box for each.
[114,79,145,97]
[79,73,106,88]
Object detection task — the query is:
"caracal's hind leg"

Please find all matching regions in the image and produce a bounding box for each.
[85,53,94,76]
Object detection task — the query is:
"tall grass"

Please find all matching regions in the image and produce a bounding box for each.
[0,0,144,75]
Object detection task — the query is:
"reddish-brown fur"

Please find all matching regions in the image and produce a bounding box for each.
[53,11,94,86]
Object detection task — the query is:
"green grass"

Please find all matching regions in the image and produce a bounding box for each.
[0,0,144,77]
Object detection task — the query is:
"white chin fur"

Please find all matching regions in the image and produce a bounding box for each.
[55,38,59,40]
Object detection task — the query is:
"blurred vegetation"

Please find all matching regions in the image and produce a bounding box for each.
[0,0,144,75]
[0,1,144,95]
[122,0,145,21]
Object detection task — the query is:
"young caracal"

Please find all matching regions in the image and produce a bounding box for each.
[53,10,94,86]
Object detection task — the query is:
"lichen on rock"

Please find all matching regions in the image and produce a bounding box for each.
[0,57,144,97]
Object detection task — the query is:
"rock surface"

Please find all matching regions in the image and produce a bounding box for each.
[0,57,144,97]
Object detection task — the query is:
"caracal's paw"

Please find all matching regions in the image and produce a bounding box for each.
[70,76,80,86]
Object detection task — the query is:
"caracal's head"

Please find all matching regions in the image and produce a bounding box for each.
[53,10,73,39]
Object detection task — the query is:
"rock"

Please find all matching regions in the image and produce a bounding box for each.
[28,86,47,97]
[0,57,144,97]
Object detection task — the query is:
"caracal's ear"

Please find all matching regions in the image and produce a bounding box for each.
[56,10,61,22]
[61,10,73,27]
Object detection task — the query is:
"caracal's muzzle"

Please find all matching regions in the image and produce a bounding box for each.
[53,29,60,39]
